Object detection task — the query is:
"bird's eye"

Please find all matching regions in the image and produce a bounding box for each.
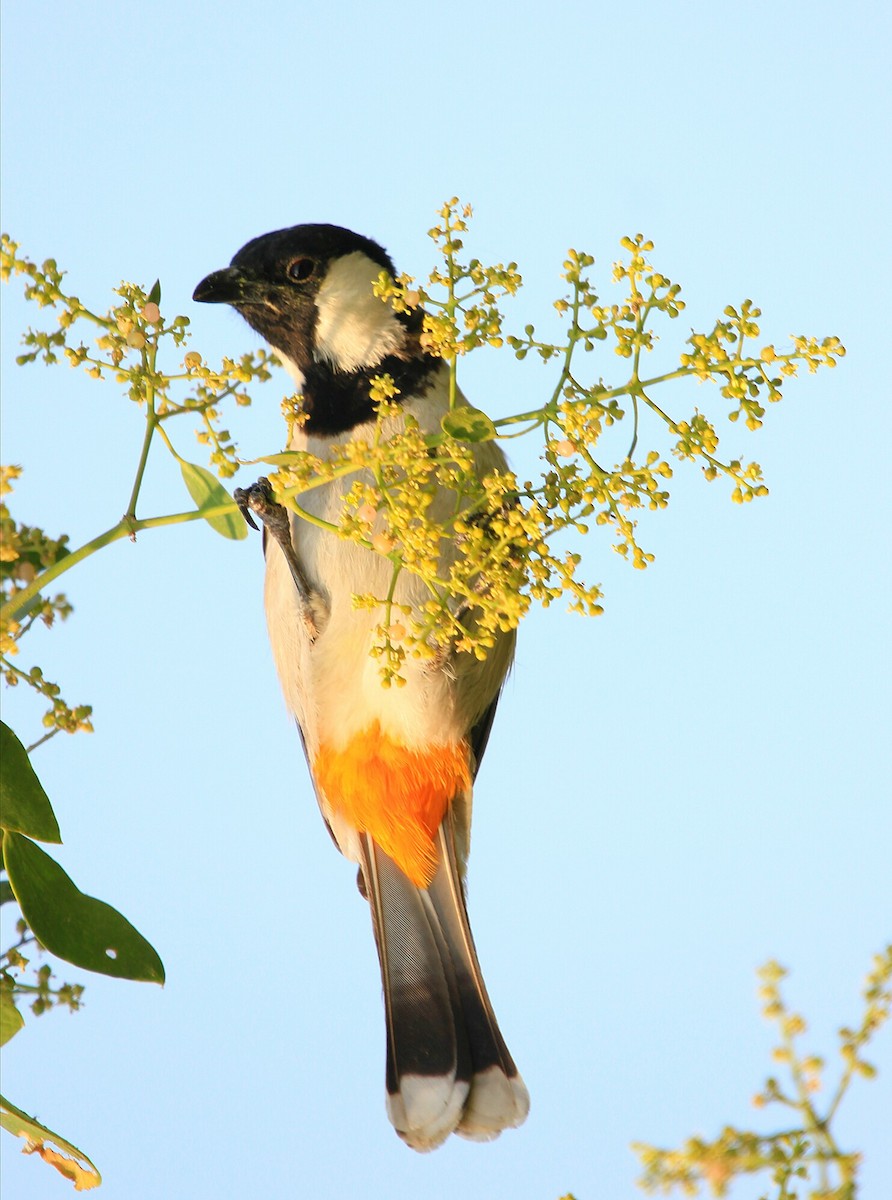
[287,257,315,283]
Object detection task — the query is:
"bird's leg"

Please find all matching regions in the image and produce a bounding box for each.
[427,595,479,670]
[234,476,319,640]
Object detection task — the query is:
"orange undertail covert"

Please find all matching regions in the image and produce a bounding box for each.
[313,722,471,887]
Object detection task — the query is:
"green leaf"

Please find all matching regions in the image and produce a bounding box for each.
[3,832,165,984]
[180,461,247,540]
[441,407,498,443]
[0,722,62,843]
[147,278,161,306]
[256,452,306,466]
[0,991,24,1046]
[0,1092,101,1190]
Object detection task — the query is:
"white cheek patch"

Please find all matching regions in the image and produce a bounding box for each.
[314,251,405,372]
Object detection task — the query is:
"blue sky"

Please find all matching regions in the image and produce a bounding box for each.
[2,3,890,1198]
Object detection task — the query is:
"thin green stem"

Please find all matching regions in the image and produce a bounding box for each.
[824,1079,852,1128]
[153,420,181,460]
[1,504,236,624]
[381,558,404,637]
[124,346,158,520]
[551,281,585,411]
[25,729,61,754]
[287,498,344,539]
[124,413,156,521]
[628,393,640,458]
[68,306,110,330]
[493,367,691,432]
[445,238,460,413]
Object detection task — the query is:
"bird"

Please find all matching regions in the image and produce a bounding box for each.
[193,223,528,1151]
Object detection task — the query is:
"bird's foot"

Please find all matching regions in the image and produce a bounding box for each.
[233,476,320,641]
[234,476,288,537]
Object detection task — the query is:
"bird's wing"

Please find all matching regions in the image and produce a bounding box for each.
[469,689,503,780]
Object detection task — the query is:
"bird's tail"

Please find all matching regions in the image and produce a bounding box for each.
[360,810,529,1152]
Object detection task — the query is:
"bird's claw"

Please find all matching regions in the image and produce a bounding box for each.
[233,476,281,535]
[234,490,259,531]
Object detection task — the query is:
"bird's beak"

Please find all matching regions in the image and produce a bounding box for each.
[193,266,258,306]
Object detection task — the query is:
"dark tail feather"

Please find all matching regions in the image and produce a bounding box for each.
[429,810,529,1141]
[360,818,528,1152]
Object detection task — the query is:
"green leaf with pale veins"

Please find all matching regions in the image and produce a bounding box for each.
[3,832,165,983]
[0,722,62,843]
[0,991,24,1046]
[0,1092,101,1190]
[180,461,247,540]
[441,407,498,443]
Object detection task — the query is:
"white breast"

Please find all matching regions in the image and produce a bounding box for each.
[263,370,514,760]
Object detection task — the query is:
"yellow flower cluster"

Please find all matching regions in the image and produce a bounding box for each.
[374,198,522,365]
[0,237,278,730]
[0,467,91,740]
[635,949,891,1198]
[255,209,847,678]
[1,234,274,479]
[2,207,847,696]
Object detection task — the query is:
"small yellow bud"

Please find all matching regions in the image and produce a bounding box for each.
[184,351,202,369]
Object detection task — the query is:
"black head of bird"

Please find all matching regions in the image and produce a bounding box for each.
[193,224,435,435]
